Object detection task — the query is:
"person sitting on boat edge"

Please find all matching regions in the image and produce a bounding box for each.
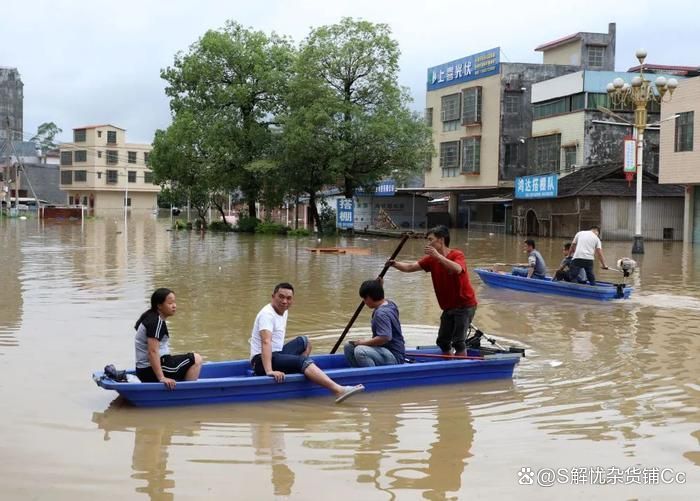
[134,288,203,389]
[386,225,477,357]
[567,225,609,286]
[511,239,547,280]
[344,279,405,368]
[553,242,587,282]
[250,282,365,404]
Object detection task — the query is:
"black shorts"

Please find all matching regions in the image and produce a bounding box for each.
[136,353,195,382]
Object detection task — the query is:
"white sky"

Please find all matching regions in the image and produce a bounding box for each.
[3,0,699,144]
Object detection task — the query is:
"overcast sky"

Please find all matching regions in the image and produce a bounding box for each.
[3,0,699,144]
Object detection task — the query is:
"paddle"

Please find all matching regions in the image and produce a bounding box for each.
[329,233,411,354]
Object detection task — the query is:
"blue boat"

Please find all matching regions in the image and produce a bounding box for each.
[93,346,523,407]
[474,268,632,300]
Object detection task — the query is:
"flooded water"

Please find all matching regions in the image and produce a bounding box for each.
[1,215,700,500]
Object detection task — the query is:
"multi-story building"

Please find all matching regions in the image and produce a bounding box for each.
[659,77,700,243]
[59,125,159,213]
[0,67,23,141]
[423,24,616,228]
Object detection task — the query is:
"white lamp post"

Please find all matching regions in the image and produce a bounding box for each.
[606,50,678,254]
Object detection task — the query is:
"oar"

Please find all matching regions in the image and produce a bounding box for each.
[330,233,411,354]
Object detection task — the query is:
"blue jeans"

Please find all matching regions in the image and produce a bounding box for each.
[512,267,545,279]
[344,343,398,367]
[252,336,314,375]
[568,259,596,285]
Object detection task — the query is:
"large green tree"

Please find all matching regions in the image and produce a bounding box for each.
[31,122,62,163]
[295,18,432,198]
[159,21,294,218]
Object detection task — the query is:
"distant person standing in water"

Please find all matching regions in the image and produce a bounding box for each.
[387,225,478,356]
[134,288,203,388]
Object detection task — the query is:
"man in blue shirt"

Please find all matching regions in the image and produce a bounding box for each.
[512,239,547,279]
[344,279,405,367]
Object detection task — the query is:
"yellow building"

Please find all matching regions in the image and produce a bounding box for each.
[59,125,159,214]
[659,77,700,243]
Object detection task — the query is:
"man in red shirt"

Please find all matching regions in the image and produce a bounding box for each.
[387,225,478,356]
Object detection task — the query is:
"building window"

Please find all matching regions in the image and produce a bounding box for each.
[505,143,521,166]
[60,151,72,165]
[587,46,605,67]
[441,93,461,122]
[563,146,577,171]
[442,120,460,132]
[126,198,132,207]
[461,137,481,174]
[675,111,694,152]
[74,129,86,142]
[504,93,520,113]
[106,170,118,184]
[97,151,102,158]
[97,172,102,179]
[462,87,482,125]
[144,171,154,184]
[128,151,137,163]
[60,170,72,185]
[144,152,150,164]
[106,150,118,164]
[97,131,102,138]
[439,141,460,177]
[68,196,74,205]
[107,130,117,144]
[128,170,136,183]
[648,145,659,174]
[533,134,561,173]
[74,150,87,162]
[74,170,87,182]
[425,108,433,127]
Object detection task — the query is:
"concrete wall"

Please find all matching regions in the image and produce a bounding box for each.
[601,197,684,241]
[542,42,582,66]
[532,111,586,170]
[659,77,700,185]
[0,67,23,141]
[19,164,63,204]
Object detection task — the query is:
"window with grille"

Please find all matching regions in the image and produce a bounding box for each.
[60,170,72,184]
[425,108,433,127]
[533,134,561,173]
[504,93,520,113]
[587,46,605,67]
[107,130,117,144]
[60,151,72,165]
[462,87,482,125]
[505,143,520,166]
[440,141,460,177]
[461,137,481,174]
[128,151,137,163]
[106,150,118,164]
[74,150,87,162]
[144,171,154,184]
[441,94,461,122]
[442,120,460,132]
[128,171,136,183]
[675,111,694,152]
[564,146,577,171]
[144,152,150,164]
[106,170,118,184]
[74,129,86,142]
[74,170,87,182]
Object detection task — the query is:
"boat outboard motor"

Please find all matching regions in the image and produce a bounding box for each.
[616,257,637,278]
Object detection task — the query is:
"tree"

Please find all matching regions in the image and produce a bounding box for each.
[296,18,432,198]
[160,21,295,218]
[31,122,62,163]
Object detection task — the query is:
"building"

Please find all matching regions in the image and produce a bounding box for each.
[659,76,700,243]
[0,67,23,141]
[59,125,158,213]
[422,24,616,229]
[0,141,63,205]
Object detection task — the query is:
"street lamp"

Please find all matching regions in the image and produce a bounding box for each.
[606,49,678,254]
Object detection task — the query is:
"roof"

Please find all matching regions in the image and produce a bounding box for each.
[72,124,125,130]
[535,33,581,52]
[461,195,513,204]
[627,64,700,76]
[557,163,684,198]
[0,141,38,157]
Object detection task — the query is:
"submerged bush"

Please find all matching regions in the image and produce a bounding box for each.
[256,221,288,235]
[209,220,234,232]
[287,228,311,237]
[236,216,260,233]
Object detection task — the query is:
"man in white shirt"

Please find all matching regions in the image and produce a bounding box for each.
[567,225,610,286]
[250,282,364,404]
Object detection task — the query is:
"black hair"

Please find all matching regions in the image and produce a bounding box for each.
[524,239,536,249]
[359,279,384,301]
[590,224,601,232]
[135,287,173,329]
[563,242,572,251]
[427,224,451,246]
[273,282,295,294]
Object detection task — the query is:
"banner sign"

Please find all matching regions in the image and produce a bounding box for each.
[515,174,559,199]
[355,179,396,197]
[427,48,500,91]
[336,198,354,229]
[623,136,636,173]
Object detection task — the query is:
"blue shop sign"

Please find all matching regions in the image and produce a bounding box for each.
[515,174,559,199]
[336,198,354,229]
[356,180,396,197]
[427,48,500,91]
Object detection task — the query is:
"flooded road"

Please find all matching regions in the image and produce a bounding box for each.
[1,216,699,500]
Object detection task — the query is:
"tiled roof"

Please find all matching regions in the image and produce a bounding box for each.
[535,33,581,52]
[558,163,683,198]
[72,124,125,130]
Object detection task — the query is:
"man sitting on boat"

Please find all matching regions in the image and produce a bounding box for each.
[511,239,547,280]
[250,282,365,404]
[553,242,587,283]
[344,279,405,367]
[567,225,610,286]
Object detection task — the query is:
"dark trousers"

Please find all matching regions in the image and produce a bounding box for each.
[568,259,595,285]
[436,306,477,353]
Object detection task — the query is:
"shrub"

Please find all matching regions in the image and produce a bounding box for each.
[287,228,311,237]
[256,221,288,235]
[236,216,260,233]
[209,220,234,232]
[173,219,188,230]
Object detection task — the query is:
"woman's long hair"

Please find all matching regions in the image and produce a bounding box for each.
[134,288,173,330]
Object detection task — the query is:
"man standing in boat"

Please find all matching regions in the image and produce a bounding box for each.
[344,279,405,367]
[386,225,478,356]
[250,282,365,404]
[567,225,610,286]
